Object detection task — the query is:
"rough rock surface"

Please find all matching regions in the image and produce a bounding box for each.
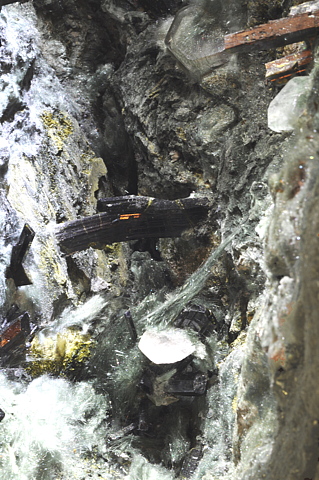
[231,55,319,480]
[0,0,318,479]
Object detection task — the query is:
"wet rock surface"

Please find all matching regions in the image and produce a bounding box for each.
[0,0,318,479]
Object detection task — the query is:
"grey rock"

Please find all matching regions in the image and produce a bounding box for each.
[230,58,319,480]
[130,251,171,300]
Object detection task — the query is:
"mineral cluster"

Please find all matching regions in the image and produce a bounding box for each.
[0,0,318,479]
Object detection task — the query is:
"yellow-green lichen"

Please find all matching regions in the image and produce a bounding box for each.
[80,152,107,209]
[135,132,164,160]
[176,126,187,141]
[41,111,74,151]
[103,242,122,255]
[147,77,166,99]
[230,331,247,349]
[27,328,93,377]
[39,237,69,288]
[201,69,236,96]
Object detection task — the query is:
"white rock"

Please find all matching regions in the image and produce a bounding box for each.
[267,76,312,133]
[138,327,196,364]
[289,0,319,16]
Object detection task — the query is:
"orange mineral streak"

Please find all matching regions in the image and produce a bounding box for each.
[265,47,313,83]
[269,68,307,82]
[119,213,142,220]
[278,302,295,326]
[270,345,286,365]
[0,320,22,347]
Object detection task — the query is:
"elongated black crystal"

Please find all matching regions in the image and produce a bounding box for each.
[166,372,208,396]
[6,224,35,287]
[124,310,138,343]
[0,312,31,366]
[56,196,209,255]
[174,304,216,339]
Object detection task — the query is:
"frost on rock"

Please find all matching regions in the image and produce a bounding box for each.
[126,454,175,480]
[193,343,245,480]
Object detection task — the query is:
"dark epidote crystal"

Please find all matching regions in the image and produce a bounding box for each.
[124,310,138,343]
[0,312,31,366]
[6,224,35,287]
[174,304,216,340]
[165,371,208,396]
[180,445,203,479]
[56,195,209,255]
[139,358,208,406]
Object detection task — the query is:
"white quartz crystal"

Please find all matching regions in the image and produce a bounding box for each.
[138,327,196,364]
[289,0,319,16]
[267,76,312,133]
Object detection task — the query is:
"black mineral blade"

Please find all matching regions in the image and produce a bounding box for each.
[57,196,209,254]
[6,224,35,287]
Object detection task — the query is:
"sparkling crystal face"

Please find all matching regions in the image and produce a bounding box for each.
[165,5,228,79]
[165,0,247,79]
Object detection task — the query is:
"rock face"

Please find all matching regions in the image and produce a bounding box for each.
[0,0,318,479]
[231,61,319,480]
